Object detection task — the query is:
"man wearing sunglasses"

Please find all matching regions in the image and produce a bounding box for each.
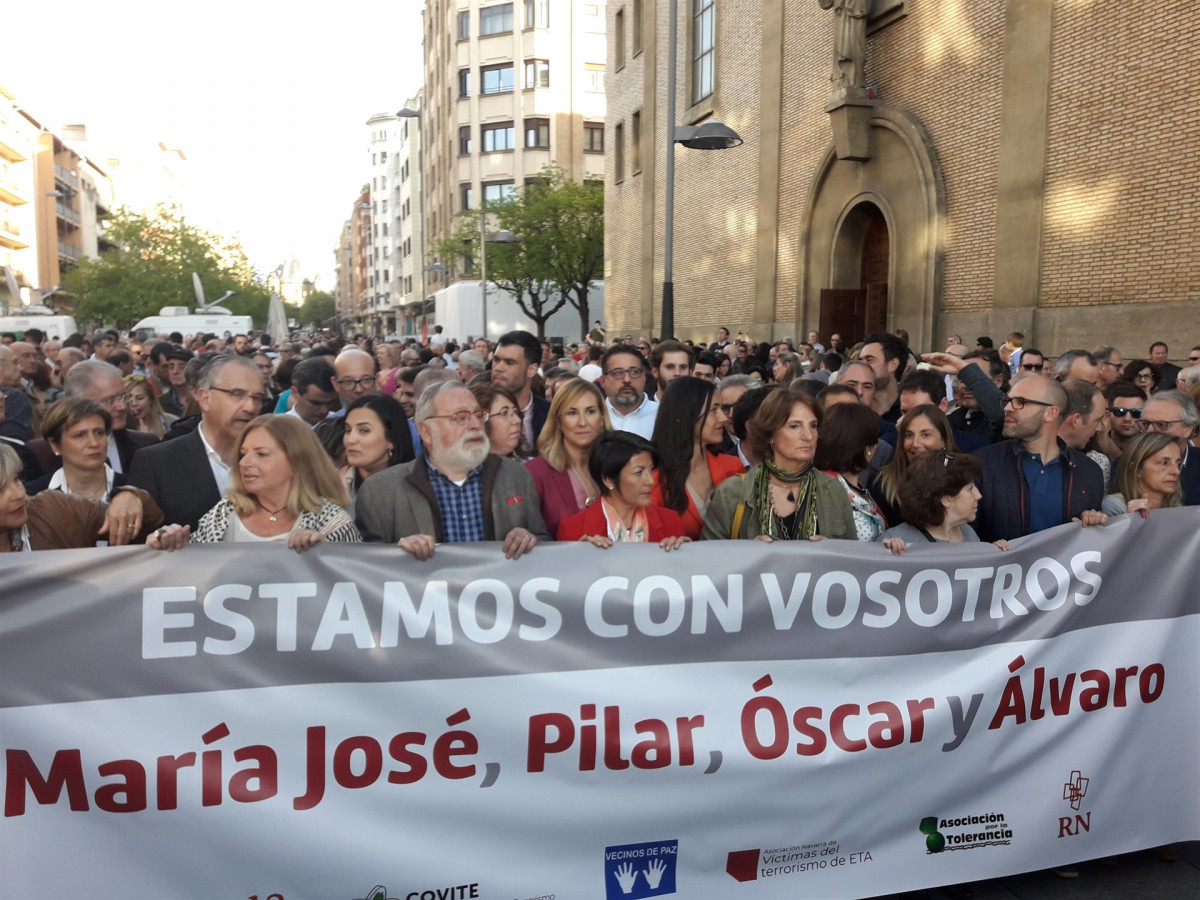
[1015,348,1046,375]
[356,381,549,558]
[1104,382,1147,454]
[972,374,1105,542]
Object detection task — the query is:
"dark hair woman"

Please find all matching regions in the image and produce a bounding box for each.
[27,398,119,501]
[875,451,1008,554]
[702,387,854,540]
[650,376,745,540]
[469,381,526,460]
[557,431,688,550]
[339,393,416,516]
[869,404,958,527]
[1121,359,1161,395]
[813,402,885,541]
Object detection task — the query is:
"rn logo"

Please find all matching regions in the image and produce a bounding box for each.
[1059,770,1091,838]
[603,839,679,899]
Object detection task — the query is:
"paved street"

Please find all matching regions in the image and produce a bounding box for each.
[874,842,1200,900]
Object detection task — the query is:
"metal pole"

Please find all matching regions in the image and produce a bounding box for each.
[415,111,428,337]
[662,0,678,340]
[479,202,488,340]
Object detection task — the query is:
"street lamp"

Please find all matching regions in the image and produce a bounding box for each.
[661,0,743,339]
[478,209,519,340]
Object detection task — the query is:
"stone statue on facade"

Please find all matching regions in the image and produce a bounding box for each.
[819,0,870,92]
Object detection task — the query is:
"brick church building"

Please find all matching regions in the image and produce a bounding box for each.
[603,1,1198,357]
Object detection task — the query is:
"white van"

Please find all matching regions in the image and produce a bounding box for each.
[0,311,79,340]
[131,307,253,340]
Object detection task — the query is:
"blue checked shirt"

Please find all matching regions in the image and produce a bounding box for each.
[427,459,486,542]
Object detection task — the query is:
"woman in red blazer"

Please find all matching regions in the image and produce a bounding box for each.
[650,376,746,539]
[556,431,689,550]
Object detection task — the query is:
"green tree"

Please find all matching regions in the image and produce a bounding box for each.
[430,167,604,339]
[64,204,271,330]
[298,290,336,328]
[527,168,604,340]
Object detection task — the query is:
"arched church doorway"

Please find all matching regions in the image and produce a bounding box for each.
[819,202,889,343]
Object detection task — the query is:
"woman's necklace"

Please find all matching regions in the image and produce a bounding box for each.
[258,500,288,523]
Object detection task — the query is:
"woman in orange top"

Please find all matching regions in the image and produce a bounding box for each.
[650,376,746,539]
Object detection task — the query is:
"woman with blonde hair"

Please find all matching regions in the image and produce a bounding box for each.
[525,377,611,536]
[149,414,360,551]
[124,375,176,437]
[1102,431,1183,516]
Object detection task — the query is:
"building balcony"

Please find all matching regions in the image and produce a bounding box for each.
[58,241,81,262]
[0,136,26,163]
[53,163,78,188]
[0,176,26,206]
[0,216,28,250]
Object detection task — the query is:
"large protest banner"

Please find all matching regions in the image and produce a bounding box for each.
[2,508,1198,900]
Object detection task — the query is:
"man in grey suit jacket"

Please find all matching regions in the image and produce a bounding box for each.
[356,381,549,559]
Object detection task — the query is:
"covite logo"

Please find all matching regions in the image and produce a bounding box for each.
[1059,769,1092,837]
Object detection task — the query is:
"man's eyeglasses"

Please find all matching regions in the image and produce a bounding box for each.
[209,386,267,406]
[1137,418,1183,433]
[427,409,490,426]
[1006,396,1054,411]
[1020,363,1044,372]
[335,375,377,391]
[719,403,736,414]
[605,367,644,380]
[1109,406,1142,419]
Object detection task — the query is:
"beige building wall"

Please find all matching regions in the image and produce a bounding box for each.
[423,0,607,284]
[0,94,39,310]
[605,1,1199,360]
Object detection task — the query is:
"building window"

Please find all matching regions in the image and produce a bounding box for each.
[631,110,641,174]
[523,0,548,28]
[482,122,515,152]
[459,125,472,155]
[457,9,470,40]
[524,59,550,89]
[480,3,514,36]
[584,64,605,93]
[691,0,715,104]
[615,8,626,70]
[633,0,643,55]
[483,181,516,205]
[461,184,474,211]
[584,122,605,153]
[458,68,471,98]
[614,122,625,183]
[481,64,515,94]
[583,2,605,32]
[525,118,550,149]
[380,151,388,163]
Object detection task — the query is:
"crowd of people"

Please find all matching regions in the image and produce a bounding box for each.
[0,323,1196,557]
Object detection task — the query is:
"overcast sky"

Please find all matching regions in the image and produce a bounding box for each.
[5,0,425,288]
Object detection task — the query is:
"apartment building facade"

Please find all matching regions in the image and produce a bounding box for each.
[0,91,38,311]
[605,1,1200,356]
[421,0,607,286]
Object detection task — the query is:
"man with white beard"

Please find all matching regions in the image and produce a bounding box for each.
[355,381,549,557]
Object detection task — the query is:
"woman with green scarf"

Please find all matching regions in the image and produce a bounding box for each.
[702,386,854,541]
